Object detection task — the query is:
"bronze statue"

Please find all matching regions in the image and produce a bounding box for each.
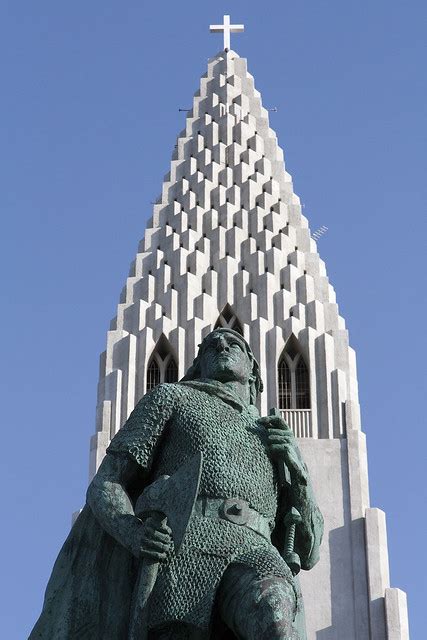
[31,328,323,639]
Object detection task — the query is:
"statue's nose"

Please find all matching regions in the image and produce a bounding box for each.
[215,337,229,352]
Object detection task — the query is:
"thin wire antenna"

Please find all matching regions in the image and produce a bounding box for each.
[311,225,328,241]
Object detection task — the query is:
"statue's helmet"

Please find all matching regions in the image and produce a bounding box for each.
[181,328,263,405]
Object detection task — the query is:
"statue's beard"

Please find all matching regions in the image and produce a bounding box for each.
[208,361,245,383]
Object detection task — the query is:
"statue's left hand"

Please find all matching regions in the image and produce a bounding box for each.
[259,415,308,483]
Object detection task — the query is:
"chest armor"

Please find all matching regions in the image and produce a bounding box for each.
[151,388,279,521]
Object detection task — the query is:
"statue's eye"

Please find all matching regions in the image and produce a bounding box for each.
[230,341,242,350]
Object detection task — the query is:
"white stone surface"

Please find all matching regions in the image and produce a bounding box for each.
[385,589,410,640]
[365,508,391,639]
[86,49,409,638]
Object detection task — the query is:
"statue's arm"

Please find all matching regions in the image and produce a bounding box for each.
[86,383,180,559]
[287,461,324,570]
[86,454,153,558]
[261,415,324,570]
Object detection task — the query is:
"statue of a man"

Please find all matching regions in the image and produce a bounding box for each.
[31,328,323,639]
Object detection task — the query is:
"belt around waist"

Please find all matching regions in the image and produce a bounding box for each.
[193,496,272,541]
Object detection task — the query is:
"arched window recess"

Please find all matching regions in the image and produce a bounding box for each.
[278,335,311,437]
[214,304,244,335]
[146,335,178,392]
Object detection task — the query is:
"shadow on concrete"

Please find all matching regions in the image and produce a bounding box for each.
[316,517,371,639]
[315,524,351,639]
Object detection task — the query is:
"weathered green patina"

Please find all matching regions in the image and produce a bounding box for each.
[30,329,323,639]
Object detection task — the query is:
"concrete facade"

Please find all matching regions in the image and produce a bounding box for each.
[88,50,409,638]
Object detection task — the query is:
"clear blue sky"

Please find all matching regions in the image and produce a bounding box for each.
[1,1,426,637]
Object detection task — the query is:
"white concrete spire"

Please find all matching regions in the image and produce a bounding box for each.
[210,14,244,50]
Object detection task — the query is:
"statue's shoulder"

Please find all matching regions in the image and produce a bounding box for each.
[129,382,189,419]
[139,382,187,405]
[107,383,188,464]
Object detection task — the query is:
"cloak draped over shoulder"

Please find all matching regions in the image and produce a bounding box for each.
[29,504,136,639]
[30,384,179,640]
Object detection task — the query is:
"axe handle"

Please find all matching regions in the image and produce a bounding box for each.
[129,513,167,640]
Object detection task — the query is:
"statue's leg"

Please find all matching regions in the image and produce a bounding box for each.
[216,563,300,640]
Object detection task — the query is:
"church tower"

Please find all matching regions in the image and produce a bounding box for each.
[88,17,409,639]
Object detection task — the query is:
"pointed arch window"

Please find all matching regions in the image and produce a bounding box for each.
[295,358,310,409]
[214,304,243,335]
[278,358,292,410]
[278,337,311,410]
[165,357,178,383]
[146,359,161,391]
[146,335,178,392]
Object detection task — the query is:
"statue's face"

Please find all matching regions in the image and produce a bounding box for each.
[198,331,253,384]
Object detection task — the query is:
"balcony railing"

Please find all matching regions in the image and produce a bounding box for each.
[280,409,312,438]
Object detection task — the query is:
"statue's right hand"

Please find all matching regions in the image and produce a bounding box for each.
[134,515,173,562]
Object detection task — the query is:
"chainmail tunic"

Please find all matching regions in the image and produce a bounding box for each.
[107,381,297,630]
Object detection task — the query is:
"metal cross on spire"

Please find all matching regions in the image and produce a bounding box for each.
[210,15,244,51]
